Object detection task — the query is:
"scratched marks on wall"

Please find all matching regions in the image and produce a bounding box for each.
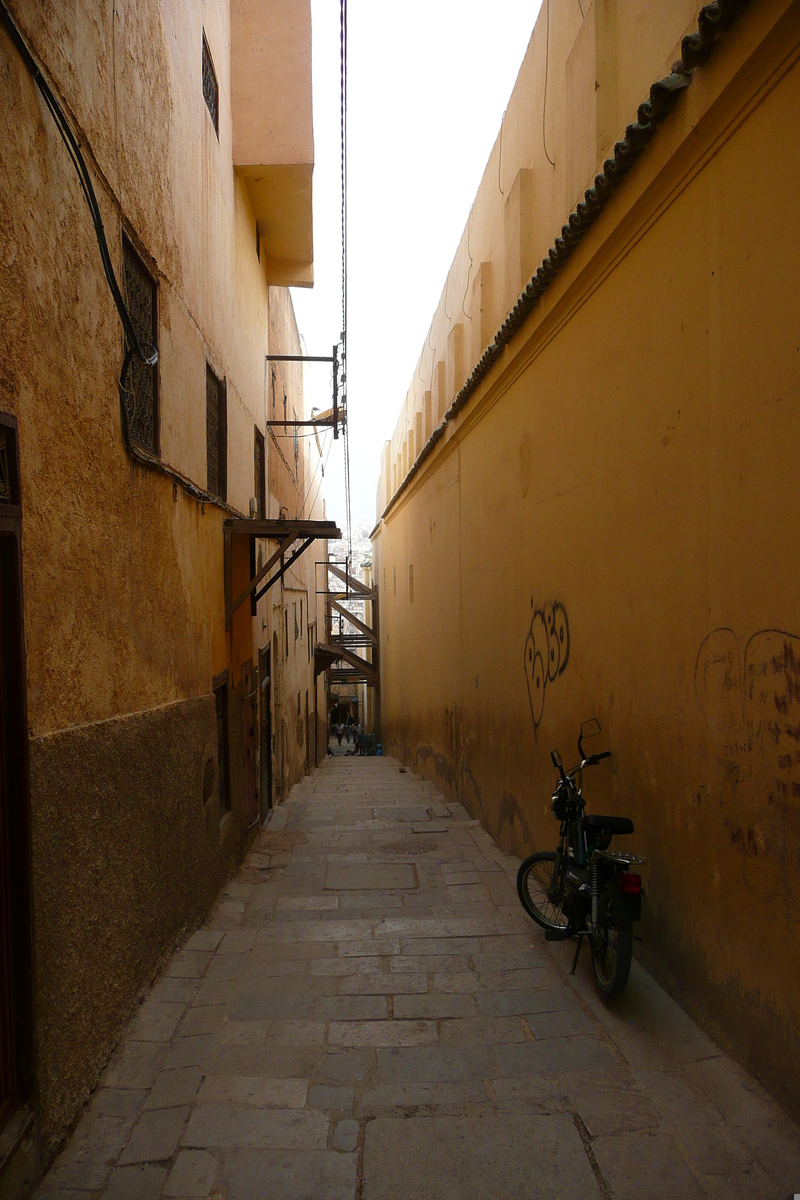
[524,602,569,738]
[695,627,800,808]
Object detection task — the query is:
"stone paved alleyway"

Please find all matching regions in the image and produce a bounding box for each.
[37,757,799,1200]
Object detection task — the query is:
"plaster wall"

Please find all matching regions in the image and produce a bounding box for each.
[373,0,800,1119]
[0,0,323,1163]
[380,0,708,501]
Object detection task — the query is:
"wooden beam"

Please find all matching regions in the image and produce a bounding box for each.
[223,526,232,629]
[229,533,294,622]
[254,537,314,605]
[224,518,341,539]
[314,641,378,685]
[324,642,379,682]
[327,562,376,597]
[329,598,377,645]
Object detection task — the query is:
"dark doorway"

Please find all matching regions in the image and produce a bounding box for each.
[313,690,318,768]
[0,414,34,1135]
[0,550,17,1128]
[259,645,272,821]
[304,690,309,774]
[241,659,258,825]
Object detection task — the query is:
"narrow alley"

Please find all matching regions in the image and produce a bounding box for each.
[36,756,800,1200]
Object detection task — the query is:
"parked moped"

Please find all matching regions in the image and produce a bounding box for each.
[517,719,643,998]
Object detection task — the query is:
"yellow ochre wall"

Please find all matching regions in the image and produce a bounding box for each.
[0,0,323,1169]
[373,0,800,1119]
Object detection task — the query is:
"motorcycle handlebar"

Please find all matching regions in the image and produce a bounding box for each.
[585,750,611,766]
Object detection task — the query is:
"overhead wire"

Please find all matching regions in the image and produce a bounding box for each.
[542,0,556,167]
[303,429,335,521]
[295,425,333,518]
[340,0,352,563]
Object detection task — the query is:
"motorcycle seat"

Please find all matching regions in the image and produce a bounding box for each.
[581,814,634,835]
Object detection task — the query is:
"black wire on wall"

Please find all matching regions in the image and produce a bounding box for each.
[0,0,246,514]
[0,4,154,422]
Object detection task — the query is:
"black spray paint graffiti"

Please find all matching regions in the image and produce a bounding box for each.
[695,627,800,865]
[694,627,800,759]
[524,602,570,738]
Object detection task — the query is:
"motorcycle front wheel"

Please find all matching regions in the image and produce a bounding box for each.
[591,889,633,999]
[517,852,569,933]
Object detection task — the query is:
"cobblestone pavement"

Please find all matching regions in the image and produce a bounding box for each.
[37,757,800,1199]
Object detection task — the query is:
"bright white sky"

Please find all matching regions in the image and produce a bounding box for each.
[292,0,544,533]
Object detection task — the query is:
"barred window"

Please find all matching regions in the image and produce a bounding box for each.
[206,364,226,498]
[202,33,219,136]
[122,237,158,453]
[254,427,265,519]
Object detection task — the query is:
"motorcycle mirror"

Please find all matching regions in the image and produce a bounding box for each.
[578,717,601,761]
[550,748,563,770]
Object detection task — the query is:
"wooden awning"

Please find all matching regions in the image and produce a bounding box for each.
[224,518,341,630]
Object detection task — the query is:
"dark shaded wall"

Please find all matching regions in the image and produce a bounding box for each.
[374,5,800,1121]
[28,698,221,1144]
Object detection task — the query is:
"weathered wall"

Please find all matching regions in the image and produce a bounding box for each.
[28,698,219,1144]
[0,0,323,1169]
[373,0,800,1119]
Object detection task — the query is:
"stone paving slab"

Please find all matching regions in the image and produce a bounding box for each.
[34,755,800,1199]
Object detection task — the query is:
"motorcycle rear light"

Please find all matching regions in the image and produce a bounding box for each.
[620,872,641,894]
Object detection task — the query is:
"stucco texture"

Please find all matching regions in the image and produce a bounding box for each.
[28,695,220,1149]
[373,1,800,1120]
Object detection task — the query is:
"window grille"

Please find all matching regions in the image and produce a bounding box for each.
[206,364,225,497]
[122,237,157,452]
[202,34,219,136]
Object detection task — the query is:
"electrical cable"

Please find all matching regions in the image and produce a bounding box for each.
[497,112,506,195]
[340,0,352,563]
[542,0,556,167]
[303,430,335,521]
[461,205,474,318]
[268,427,297,485]
[0,1,245,516]
[0,3,155,415]
[295,425,333,518]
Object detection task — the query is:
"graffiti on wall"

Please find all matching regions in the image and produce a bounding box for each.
[524,601,570,738]
[694,627,800,819]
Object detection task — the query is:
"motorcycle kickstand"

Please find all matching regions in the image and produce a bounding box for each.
[570,933,587,976]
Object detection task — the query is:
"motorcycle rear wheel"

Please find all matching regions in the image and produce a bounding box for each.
[517,852,569,933]
[591,890,633,999]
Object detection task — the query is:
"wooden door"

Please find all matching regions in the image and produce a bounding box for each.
[241,660,258,825]
[0,558,16,1128]
[259,646,272,821]
[304,690,310,773]
[0,419,34,1133]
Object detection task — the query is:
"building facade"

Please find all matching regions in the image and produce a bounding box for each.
[0,0,328,1188]
[372,0,800,1119]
